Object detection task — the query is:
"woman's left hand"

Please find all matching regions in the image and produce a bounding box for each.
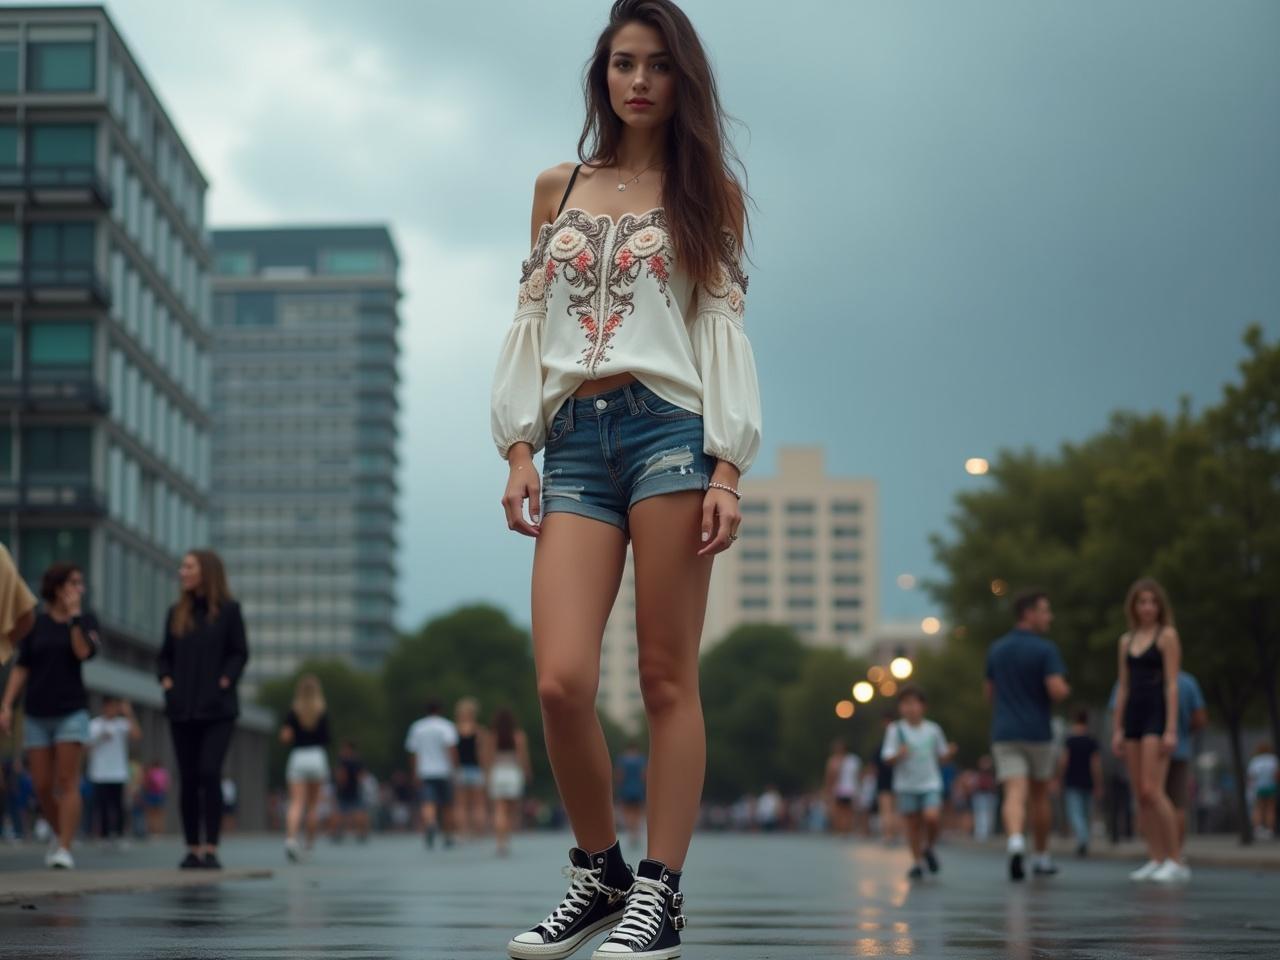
[698,485,741,557]
[1161,731,1177,756]
[219,676,231,690]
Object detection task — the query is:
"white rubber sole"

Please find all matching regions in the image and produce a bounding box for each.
[508,913,622,960]
[590,944,681,960]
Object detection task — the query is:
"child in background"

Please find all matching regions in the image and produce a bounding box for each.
[881,685,957,880]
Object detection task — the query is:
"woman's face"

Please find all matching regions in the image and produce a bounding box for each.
[1135,590,1160,625]
[59,570,85,608]
[179,554,203,593]
[607,22,677,133]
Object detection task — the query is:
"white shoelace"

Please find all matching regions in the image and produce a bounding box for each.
[538,865,615,938]
[607,877,673,947]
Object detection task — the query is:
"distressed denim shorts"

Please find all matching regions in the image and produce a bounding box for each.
[541,381,711,534]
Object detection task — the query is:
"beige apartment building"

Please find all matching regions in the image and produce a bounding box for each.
[597,446,879,730]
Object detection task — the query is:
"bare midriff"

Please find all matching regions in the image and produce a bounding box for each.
[573,372,638,397]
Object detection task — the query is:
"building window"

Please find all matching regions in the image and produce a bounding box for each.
[0,124,16,169]
[26,222,94,283]
[834,597,863,609]
[216,250,254,276]
[29,124,95,170]
[789,621,816,634]
[786,549,815,562]
[0,223,17,283]
[833,573,863,585]
[739,572,769,586]
[787,573,815,585]
[18,529,91,592]
[27,322,93,376]
[835,621,864,634]
[833,550,862,563]
[740,596,769,610]
[834,525,862,539]
[786,526,815,538]
[741,549,768,563]
[23,426,91,480]
[27,29,96,93]
[741,525,767,539]
[0,426,11,478]
[0,39,17,93]
[741,501,769,515]
[785,501,816,515]
[319,249,389,276]
[787,596,815,610]
[832,500,863,515]
[0,322,13,378]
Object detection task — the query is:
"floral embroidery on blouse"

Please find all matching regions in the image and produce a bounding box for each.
[700,229,749,321]
[588,210,676,373]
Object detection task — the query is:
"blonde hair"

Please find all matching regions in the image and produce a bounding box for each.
[455,696,479,722]
[1125,577,1176,632]
[291,673,327,731]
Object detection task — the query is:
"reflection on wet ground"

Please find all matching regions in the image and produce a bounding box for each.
[2,832,1278,958]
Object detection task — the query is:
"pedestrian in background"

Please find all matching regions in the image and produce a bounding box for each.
[1248,743,1277,840]
[881,685,956,881]
[1058,709,1102,857]
[87,696,141,848]
[875,709,899,844]
[486,707,532,858]
[970,755,999,842]
[823,739,859,836]
[454,697,489,838]
[985,589,1071,881]
[1112,578,1185,884]
[142,759,169,837]
[615,742,648,850]
[405,698,459,849]
[1166,670,1207,870]
[280,673,331,862]
[0,563,101,870]
[157,549,249,870]
[334,739,371,842]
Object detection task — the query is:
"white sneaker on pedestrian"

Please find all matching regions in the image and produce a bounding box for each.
[284,838,301,863]
[1129,859,1161,882]
[49,847,75,870]
[1176,862,1192,882]
[1150,859,1186,884]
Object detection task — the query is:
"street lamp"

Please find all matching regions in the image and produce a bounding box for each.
[867,665,886,684]
[879,679,898,697]
[921,617,941,635]
[890,656,913,680]
[852,681,875,704]
[965,458,990,476]
[835,700,855,719]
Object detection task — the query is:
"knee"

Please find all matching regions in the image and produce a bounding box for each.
[537,673,597,719]
[637,656,694,717]
[1136,784,1160,808]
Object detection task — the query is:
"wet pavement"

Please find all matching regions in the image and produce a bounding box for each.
[2,831,1278,959]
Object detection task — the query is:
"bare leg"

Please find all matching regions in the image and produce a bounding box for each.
[1139,737,1177,859]
[905,813,924,864]
[1028,779,1051,855]
[878,792,897,842]
[303,782,322,847]
[1002,776,1029,839]
[630,491,714,871]
[26,748,57,839]
[53,743,83,851]
[532,513,628,853]
[285,782,305,842]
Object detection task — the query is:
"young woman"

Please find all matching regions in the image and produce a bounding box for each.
[1111,578,1184,884]
[156,549,248,870]
[1247,743,1277,839]
[280,673,331,862]
[0,563,101,869]
[823,739,860,836]
[615,743,648,850]
[486,707,532,858]
[490,1,761,955]
[454,696,489,838]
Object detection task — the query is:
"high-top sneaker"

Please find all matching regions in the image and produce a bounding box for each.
[508,842,633,960]
[592,859,686,960]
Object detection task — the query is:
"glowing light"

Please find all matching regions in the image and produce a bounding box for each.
[921,617,942,635]
[867,665,886,684]
[853,681,875,703]
[835,700,855,719]
[879,679,898,697]
[991,579,1008,597]
[890,656,914,680]
[965,458,990,476]
[896,573,917,590]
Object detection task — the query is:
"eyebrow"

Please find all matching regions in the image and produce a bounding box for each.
[611,50,670,59]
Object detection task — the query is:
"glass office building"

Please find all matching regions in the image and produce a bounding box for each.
[0,6,270,822]
[210,227,401,687]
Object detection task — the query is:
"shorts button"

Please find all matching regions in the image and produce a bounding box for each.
[595,398,607,410]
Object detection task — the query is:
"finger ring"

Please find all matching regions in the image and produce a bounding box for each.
[728,534,739,542]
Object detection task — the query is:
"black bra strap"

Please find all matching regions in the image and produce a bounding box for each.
[556,164,582,217]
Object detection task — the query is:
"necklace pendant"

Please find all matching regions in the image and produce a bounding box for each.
[617,183,626,192]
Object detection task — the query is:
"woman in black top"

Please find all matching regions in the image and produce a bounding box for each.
[281,672,330,862]
[156,549,248,870]
[454,696,488,838]
[1111,578,1183,883]
[0,563,100,870]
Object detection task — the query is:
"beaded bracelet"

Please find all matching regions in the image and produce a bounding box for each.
[708,480,741,500]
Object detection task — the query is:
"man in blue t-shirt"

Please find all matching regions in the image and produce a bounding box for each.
[984,590,1071,881]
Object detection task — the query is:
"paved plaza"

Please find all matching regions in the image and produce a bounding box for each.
[2,831,1278,959]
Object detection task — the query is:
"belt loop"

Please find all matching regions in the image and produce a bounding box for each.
[623,383,640,415]
[565,395,576,430]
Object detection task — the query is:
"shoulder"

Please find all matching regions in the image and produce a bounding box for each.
[1158,626,1181,645]
[532,162,579,219]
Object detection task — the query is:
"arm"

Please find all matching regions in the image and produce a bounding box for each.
[279,721,295,747]
[479,730,494,771]
[218,602,249,688]
[1045,674,1071,703]
[0,665,28,735]
[983,679,994,704]
[123,702,142,742]
[69,610,100,662]
[1161,629,1182,755]
[880,724,904,765]
[495,170,561,538]
[516,730,533,781]
[157,611,175,690]
[1112,636,1130,757]
[690,205,762,558]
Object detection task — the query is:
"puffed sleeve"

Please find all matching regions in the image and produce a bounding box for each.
[690,230,763,474]
[491,230,551,459]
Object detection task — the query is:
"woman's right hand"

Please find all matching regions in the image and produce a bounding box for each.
[0,704,12,736]
[501,445,541,538]
[161,676,174,692]
[1111,730,1125,758]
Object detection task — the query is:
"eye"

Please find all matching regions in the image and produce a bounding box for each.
[653,61,671,73]
[613,58,631,70]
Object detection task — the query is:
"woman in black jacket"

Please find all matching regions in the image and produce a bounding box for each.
[156,549,248,870]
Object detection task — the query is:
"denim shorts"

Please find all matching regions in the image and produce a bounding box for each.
[23,708,90,750]
[542,381,711,534]
[895,790,943,815]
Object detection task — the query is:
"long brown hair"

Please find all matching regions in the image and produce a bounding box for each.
[291,673,327,731]
[169,549,233,637]
[579,0,751,284]
[1124,577,1176,632]
[493,707,519,752]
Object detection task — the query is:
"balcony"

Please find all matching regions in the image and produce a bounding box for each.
[0,479,107,517]
[0,263,111,307]
[0,374,109,413]
[0,164,113,209]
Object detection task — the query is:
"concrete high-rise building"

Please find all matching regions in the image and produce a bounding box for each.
[0,4,270,821]
[597,446,880,729]
[209,226,400,686]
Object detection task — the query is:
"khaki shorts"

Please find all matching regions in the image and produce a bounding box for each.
[993,741,1057,782]
[1166,759,1190,809]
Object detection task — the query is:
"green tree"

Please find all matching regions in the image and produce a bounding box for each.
[776,647,873,790]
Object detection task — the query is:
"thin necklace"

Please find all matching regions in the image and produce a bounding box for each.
[616,159,662,192]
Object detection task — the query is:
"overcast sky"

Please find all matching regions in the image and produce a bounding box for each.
[79,0,1280,632]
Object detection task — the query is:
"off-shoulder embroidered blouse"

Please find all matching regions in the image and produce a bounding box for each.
[490,206,763,474]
